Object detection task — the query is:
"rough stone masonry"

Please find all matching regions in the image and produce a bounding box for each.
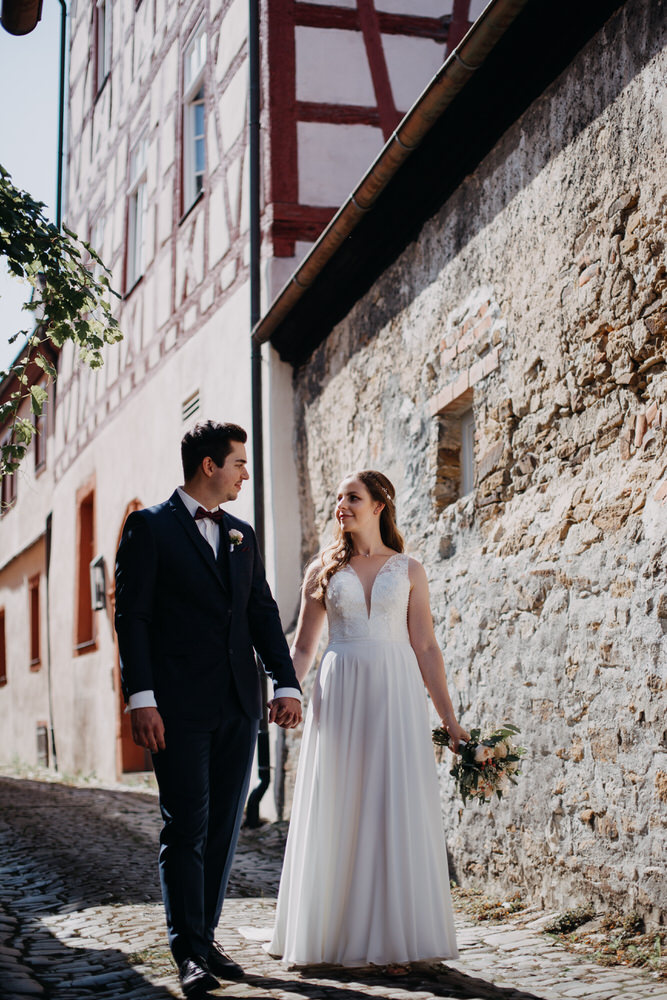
[286,0,667,926]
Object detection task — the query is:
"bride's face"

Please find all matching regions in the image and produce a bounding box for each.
[335,477,380,533]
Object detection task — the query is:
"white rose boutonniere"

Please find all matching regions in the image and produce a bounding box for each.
[228,529,243,552]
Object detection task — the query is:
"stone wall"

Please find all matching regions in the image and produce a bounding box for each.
[287,0,667,925]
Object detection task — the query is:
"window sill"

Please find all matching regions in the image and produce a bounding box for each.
[30,659,41,672]
[179,189,204,227]
[74,639,98,656]
[123,274,144,301]
[95,74,110,105]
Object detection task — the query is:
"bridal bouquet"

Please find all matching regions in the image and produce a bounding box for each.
[432,724,525,806]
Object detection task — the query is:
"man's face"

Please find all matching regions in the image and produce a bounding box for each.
[211,440,249,503]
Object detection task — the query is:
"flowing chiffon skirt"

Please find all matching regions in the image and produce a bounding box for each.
[268,635,458,968]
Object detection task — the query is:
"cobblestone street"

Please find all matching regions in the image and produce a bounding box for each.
[0,773,664,1000]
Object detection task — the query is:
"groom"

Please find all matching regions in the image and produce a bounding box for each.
[115,420,302,998]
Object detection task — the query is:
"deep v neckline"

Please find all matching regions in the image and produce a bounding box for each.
[345,553,401,619]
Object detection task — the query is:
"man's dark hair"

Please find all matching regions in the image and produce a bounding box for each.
[181,421,247,480]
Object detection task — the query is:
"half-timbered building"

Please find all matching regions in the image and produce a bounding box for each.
[0,0,483,781]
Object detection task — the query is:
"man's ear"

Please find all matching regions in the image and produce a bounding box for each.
[201,456,215,478]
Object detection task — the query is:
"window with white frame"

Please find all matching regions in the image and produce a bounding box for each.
[96,0,112,92]
[127,136,147,289]
[183,23,206,210]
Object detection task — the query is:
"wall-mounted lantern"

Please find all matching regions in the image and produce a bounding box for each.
[1,0,43,36]
[89,555,106,611]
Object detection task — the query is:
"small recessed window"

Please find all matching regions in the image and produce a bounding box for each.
[33,379,48,474]
[183,23,206,211]
[460,409,476,496]
[29,575,41,670]
[0,609,6,686]
[75,490,97,654]
[435,390,476,510]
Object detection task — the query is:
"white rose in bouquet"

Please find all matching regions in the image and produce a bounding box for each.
[474,744,495,763]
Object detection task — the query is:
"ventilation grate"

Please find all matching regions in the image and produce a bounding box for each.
[182,390,200,421]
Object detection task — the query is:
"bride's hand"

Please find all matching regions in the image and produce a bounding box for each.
[443,720,471,753]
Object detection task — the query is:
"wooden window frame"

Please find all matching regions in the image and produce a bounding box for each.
[0,609,6,686]
[28,574,41,670]
[74,484,98,655]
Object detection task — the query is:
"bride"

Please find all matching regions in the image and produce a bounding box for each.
[268,469,470,971]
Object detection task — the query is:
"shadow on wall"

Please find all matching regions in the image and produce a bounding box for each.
[287,0,664,381]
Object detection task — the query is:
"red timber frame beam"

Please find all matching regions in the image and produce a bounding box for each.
[446,0,474,54]
[294,4,449,42]
[356,0,401,141]
[267,0,299,257]
[268,1,458,257]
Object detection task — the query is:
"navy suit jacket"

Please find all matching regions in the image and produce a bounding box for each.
[114,490,299,721]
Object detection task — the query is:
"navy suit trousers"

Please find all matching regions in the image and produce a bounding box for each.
[152,680,259,964]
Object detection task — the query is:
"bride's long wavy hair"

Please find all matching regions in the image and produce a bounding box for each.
[313,470,404,601]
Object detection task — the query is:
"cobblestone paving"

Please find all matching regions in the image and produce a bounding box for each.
[0,773,664,1000]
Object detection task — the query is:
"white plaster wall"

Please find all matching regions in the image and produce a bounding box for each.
[215,0,248,82]
[469,0,491,20]
[296,0,356,6]
[375,0,452,14]
[0,541,50,768]
[382,33,446,111]
[298,121,384,206]
[295,27,376,105]
[47,282,255,781]
[262,343,303,630]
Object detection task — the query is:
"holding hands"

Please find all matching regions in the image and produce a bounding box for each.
[268,696,302,729]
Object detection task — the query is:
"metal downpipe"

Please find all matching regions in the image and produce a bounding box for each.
[245,0,271,828]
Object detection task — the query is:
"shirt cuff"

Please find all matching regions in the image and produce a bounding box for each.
[127,690,158,711]
[273,687,302,703]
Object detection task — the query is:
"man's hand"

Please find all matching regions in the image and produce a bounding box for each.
[268,697,302,729]
[130,707,166,753]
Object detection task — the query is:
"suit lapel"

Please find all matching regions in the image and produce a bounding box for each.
[221,512,237,599]
[168,492,230,596]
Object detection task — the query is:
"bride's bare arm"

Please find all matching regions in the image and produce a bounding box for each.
[290,561,327,685]
[407,558,470,749]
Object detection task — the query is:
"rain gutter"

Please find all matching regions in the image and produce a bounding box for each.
[251,0,531,348]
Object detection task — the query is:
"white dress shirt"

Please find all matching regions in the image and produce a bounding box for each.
[128,487,301,710]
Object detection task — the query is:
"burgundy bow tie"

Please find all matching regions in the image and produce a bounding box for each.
[194,506,224,524]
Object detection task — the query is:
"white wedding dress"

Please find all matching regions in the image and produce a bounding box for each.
[268,553,458,967]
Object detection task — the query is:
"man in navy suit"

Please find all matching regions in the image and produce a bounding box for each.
[115,421,301,998]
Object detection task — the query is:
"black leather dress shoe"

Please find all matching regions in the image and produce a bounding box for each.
[206,942,244,980]
[178,957,219,998]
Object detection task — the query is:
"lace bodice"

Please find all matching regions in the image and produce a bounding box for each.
[325,553,411,643]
